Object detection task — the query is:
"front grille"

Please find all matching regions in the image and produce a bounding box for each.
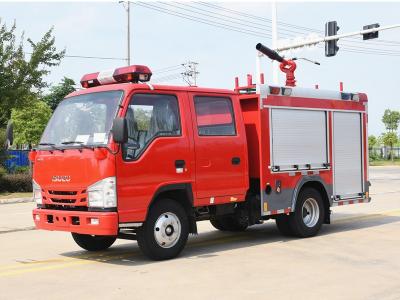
[50,198,76,204]
[43,188,87,207]
[48,190,77,196]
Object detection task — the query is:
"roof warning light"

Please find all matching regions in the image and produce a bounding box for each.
[80,65,152,88]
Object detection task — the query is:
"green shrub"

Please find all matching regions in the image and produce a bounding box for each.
[14,166,30,174]
[0,166,6,177]
[369,152,380,161]
[0,173,32,192]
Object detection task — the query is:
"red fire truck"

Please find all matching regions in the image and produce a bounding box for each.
[22,44,369,260]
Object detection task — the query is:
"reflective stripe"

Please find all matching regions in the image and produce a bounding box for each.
[119,222,143,228]
[331,198,370,207]
[265,207,292,216]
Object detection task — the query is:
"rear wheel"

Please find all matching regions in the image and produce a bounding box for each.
[71,233,116,251]
[210,215,248,232]
[289,187,325,237]
[137,199,189,260]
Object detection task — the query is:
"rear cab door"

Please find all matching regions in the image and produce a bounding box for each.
[188,91,249,206]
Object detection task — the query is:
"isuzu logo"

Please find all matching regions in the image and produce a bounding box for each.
[52,175,71,183]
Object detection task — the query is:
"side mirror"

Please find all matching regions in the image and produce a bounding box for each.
[5,121,13,149]
[111,117,128,144]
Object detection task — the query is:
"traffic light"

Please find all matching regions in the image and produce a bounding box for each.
[325,21,339,57]
[363,23,380,40]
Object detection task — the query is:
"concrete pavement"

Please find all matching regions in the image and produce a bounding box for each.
[0,166,399,300]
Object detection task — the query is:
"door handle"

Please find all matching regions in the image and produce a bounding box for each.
[231,157,240,165]
[175,160,186,173]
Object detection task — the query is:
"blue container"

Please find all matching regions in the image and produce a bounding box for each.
[4,150,30,172]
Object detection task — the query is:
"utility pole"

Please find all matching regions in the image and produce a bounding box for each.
[182,61,199,86]
[271,1,278,84]
[119,1,131,65]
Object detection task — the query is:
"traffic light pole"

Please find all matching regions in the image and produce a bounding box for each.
[274,23,400,52]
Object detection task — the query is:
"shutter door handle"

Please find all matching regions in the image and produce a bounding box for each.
[231,157,240,165]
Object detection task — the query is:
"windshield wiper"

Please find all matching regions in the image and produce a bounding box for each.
[38,142,64,152]
[61,141,94,150]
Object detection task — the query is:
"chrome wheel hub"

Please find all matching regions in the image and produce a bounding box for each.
[154,212,181,248]
[302,198,320,228]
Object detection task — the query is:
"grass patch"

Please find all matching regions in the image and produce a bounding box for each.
[0,192,32,199]
[369,159,400,166]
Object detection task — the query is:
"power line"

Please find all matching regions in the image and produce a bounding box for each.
[152,64,182,73]
[63,54,127,61]
[152,65,183,74]
[134,2,400,56]
[24,52,127,61]
[166,2,282,36]
[196,2,320,34]
[134,2,271,39]
[196,2,400,50]
[151,72,183,83]
[316,45,400,56]
[197,2,400,46]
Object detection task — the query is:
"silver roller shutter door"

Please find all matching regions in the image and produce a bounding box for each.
[333,112,363,197]
[271,109,328,170]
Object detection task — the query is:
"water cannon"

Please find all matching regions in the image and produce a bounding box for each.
[256,43,296,87]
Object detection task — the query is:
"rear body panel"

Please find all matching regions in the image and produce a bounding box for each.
[239,86,369,216]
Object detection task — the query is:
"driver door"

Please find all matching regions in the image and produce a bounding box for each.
[116,91,194,223]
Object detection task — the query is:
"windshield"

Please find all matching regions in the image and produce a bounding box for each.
[40,91,123,148]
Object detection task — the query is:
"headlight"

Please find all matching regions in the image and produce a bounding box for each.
[32,180,42,205]
[87,177,117,208]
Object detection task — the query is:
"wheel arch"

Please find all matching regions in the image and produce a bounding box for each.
[291,177,332,224]
[148,183,197,234]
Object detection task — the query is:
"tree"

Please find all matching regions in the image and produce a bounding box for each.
[43,77,76,111]
[11,99,52,147]
[382,132,399,162]
[382,109,400,133]
[0,20,65,126]
[0,128,8,169]
[368,135,377,150]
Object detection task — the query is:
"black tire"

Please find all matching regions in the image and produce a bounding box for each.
[289,187,325,238]
[275,214,294,236]
[210,215,248,232]
[71,233,116,251]
[137,199,189,260]
[210,218,227,231]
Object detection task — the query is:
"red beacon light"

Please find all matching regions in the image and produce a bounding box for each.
[80,65,152,88]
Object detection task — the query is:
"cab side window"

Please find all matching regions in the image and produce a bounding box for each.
[194,96,236,136]
[124,93,181,160]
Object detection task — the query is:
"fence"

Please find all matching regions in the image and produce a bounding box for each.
[369,147,400,159]
[4,150,30,171]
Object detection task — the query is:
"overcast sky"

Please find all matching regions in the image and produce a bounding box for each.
[1,1,399,135]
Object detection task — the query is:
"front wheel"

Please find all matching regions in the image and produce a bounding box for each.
[137,199,189,260]
[71,233,116,251]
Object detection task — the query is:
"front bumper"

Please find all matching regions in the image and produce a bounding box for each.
[32,208,118,236]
